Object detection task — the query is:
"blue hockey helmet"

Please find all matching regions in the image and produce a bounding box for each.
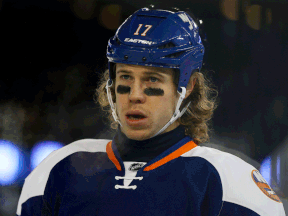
[105,6,205,138]
[106,6,205,93]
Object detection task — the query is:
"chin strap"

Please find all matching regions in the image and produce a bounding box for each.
[105,79,122,127]
[149,87,190,138]
[105,79,190,137]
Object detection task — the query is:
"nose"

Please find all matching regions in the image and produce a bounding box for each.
[128,81,146,103]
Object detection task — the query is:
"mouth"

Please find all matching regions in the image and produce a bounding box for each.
[125,114,148,127]
[126,114,147,120]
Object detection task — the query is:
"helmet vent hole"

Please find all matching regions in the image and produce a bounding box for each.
[116,37,121,45]
[164,50,186,58]
[158,42,175,49]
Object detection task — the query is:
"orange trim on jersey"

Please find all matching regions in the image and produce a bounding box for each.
[106,141,122,171]
[143,140,198,171]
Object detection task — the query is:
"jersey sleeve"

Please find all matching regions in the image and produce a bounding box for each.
[217,155,286,216]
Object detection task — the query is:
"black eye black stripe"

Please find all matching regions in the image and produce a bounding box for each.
[116,85,164,96]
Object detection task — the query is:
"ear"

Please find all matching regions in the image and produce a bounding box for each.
[184,76,197,99]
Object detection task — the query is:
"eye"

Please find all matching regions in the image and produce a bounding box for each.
[120,75,130,80]
[149,77,159,83]
[120,75,159,83]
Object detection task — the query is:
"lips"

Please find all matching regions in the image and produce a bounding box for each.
[125,114,148,127]
[125,110,147,118]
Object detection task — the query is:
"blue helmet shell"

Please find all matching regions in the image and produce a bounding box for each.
[106,7,204,93]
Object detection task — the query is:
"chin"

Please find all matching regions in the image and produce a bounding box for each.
[125,129,151,141]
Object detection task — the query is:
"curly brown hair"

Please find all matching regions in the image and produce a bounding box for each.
[94,64,219,145]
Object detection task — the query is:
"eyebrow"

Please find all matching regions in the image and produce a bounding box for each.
[116,69,167,78]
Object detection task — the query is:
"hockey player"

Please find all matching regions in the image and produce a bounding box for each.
[17,6,286,216]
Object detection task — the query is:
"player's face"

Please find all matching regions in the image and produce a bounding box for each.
[115,63,180,141]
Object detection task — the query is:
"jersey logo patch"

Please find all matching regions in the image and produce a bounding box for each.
[251,169,282,203]
[128,163,145,172]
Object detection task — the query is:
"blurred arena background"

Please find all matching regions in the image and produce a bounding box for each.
[0,0,288,215]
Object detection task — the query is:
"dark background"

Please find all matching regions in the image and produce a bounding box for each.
[1,0,287,162]
[0,0,288,214]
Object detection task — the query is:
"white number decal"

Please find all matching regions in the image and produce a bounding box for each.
[134,24,143,35]
[141,25,152,36]
[133,24,153,36]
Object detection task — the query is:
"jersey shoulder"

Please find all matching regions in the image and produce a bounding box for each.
[17,138,111,216]
[183,145,286,216]
[26,138,111,181]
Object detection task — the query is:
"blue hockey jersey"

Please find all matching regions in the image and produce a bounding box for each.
[17,126,286,216]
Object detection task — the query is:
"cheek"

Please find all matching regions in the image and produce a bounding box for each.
[163,89,178,110]
[152,89,175,110]
[116,94,128,109]
[114,84,175,109]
